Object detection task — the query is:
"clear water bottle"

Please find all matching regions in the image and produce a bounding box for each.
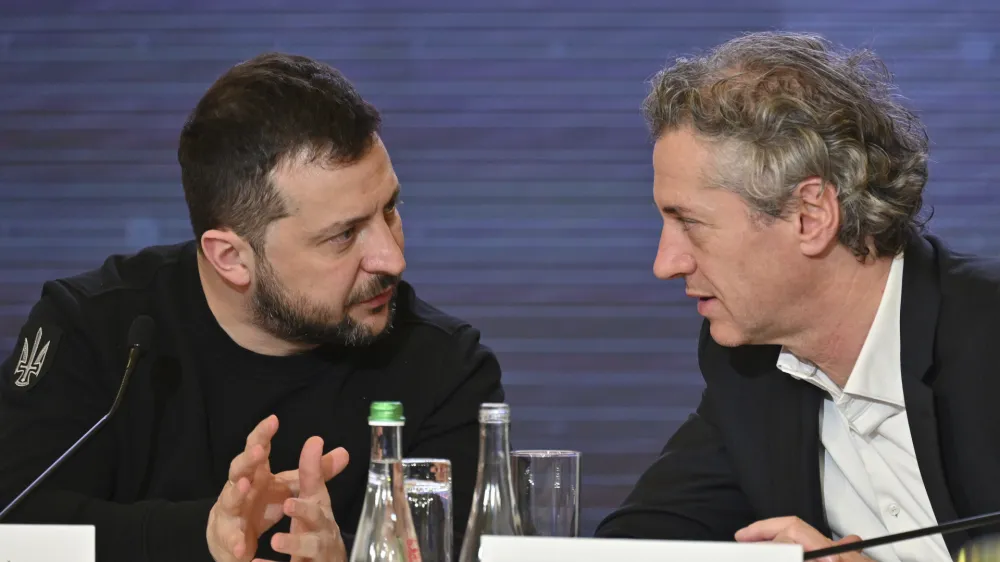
[457,403,522,562]
[350,402,423,562]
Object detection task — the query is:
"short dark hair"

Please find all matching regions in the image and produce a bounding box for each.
[178,52,382,252]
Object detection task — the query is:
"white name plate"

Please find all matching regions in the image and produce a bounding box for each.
[0,524,95,562]
[480,535,803,562]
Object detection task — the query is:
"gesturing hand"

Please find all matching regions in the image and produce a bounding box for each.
[736,516,874,562]
[261,436,347,562]
[206,416,350,562]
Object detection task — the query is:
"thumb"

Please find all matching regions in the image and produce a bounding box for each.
[819,535,863,562]
[836,535,863,544]
[735,517,789,542]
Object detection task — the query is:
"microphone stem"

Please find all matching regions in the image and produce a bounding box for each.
[109,346,141,416]
[806,511,1000,559]
[0,412,111,520]
[0,344,143,521]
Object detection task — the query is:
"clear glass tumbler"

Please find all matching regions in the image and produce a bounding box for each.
[510,450,581,537]
[402,458,453,562]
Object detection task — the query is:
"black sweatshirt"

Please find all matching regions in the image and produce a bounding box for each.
[0,241,503,561]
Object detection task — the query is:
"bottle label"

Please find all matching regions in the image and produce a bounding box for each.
[405,538,422,562]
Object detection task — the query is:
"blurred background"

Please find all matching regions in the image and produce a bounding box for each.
[2,0,999,537]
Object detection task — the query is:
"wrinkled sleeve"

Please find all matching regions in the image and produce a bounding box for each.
[0,282,215,562]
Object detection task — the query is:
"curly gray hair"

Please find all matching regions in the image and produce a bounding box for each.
[644,31,930,260]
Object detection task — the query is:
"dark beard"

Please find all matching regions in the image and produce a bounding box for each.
[249,258,399,348]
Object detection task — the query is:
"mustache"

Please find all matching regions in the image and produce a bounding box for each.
[347,274,401,306]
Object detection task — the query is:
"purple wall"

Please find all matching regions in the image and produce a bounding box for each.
[2,0,999,535]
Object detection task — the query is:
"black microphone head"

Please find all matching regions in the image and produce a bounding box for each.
[127,315,156,350]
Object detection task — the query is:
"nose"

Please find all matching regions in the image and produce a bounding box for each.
[653,225,696,280]
[360,219,406,277]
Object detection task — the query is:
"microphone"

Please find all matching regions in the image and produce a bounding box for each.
[805,510,1000,560]
[0,315,156,521]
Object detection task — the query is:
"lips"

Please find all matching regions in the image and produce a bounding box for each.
[361,286,394,307]
[695,296,717,315]
[685,291,714,300]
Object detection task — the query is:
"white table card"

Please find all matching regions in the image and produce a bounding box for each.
[480,535,803,562]
[0,525,95,562]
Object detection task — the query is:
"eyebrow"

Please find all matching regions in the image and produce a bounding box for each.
[660,204,695,217]
[311,185,401,243]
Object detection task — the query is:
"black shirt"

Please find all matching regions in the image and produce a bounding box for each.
[0,241,504,561]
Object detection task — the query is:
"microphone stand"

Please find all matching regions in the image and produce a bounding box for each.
[806,511,1000,560]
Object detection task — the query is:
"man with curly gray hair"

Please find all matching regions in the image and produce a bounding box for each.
[596,32,1000,562]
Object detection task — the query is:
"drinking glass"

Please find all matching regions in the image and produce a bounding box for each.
[402,458,453,562]
[510,450,581,537]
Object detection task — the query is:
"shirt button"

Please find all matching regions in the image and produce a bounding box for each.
[887,503,900,517]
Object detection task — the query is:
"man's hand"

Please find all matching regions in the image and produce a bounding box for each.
[262,436,347,562]
[206,416,350,562]
[736,516,874,562]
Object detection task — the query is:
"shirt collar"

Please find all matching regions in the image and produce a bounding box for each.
[777,254,906,435]
[842,253,905,408]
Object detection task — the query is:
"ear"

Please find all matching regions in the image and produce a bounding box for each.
[200,229,254,289]
[794,177,841,257]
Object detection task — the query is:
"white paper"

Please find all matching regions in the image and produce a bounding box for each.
[480,535,803,562]
[0,524,95,562]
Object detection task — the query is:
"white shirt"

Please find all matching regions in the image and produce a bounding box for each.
[776,255,950,562]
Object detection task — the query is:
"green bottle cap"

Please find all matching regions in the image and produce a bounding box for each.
[369,401,405,425]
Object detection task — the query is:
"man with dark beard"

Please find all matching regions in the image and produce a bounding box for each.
[0,53,504,562]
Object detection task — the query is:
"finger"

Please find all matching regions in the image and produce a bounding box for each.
[219,475,252,514]
[229,528,248,559]
[835,535,863,545]
[298,436,328,500]
[272,532,323,558]
[285,498,336,532]
[245,415,279,453]
[322,447,350,481]
[817,535,864,562]
[735,516,799,542]
[228,444,267,484]
[273,446,350,496]
[274,471,301,496]
[760,519,833,551]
